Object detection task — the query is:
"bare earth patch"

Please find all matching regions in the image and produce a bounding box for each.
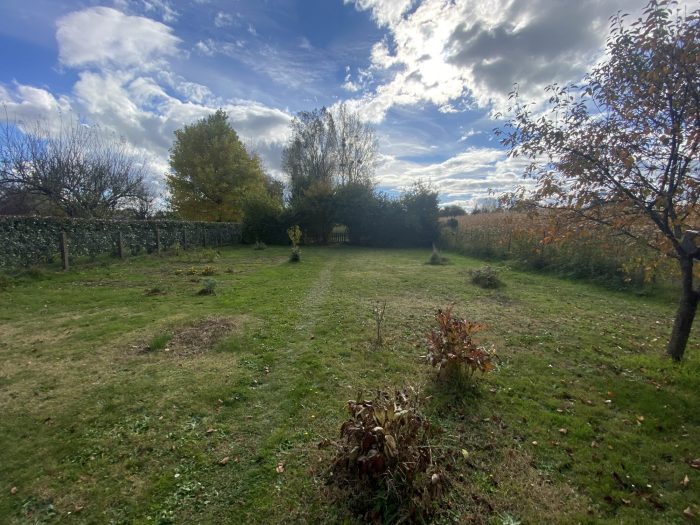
[140,315,241,357]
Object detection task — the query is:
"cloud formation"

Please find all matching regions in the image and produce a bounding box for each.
[2,5,292,195]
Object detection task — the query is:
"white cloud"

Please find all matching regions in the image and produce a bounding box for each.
[345,0,649,122]
[3,6,293,195]
[375,147,533,209]
[56,7,180,69]
[214,11,234,28]
[344,0,416,27]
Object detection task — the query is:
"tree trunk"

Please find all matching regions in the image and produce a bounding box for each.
[667,257,699,361]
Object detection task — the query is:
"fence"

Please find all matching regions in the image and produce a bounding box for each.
[0,216,241,270]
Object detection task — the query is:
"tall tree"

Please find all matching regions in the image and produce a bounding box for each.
[282,108,338,204]
[498,0,700,360]
[0,114,150,218]
[167,110,267,222]
[282,105,378,242]
[334,102,378,187]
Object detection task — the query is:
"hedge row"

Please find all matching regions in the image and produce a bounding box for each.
[0,216,241,269]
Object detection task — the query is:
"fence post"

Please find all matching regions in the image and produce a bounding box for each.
[117,232,124,259]
[59,232,69,271]
[155,227,162,255]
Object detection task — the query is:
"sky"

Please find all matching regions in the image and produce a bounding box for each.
[0,0,663,209]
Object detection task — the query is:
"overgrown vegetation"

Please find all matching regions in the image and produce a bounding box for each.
[197,278,217,295]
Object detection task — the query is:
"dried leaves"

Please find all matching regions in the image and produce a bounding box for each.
[425,306,495,380]
[328,388,445,522]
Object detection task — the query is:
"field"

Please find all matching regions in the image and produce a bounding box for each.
[0,246,699,524]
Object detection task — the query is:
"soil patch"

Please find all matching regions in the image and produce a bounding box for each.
[140,315,241,357]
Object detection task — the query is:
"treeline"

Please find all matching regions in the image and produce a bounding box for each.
[167,105,439,248]
[1,105,439,248]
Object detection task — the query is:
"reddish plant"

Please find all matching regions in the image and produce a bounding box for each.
[426,306,494,380]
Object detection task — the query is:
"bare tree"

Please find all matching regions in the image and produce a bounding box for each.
[332,102,378,187]
[0,112,151,218]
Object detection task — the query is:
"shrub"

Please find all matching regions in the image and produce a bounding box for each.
[428,244,448,265]
[198,278,217,296]
[253,240,267,250]
[201,265,217,276]
[425,306,494,381]
[328,388,445,522]
[289,246,301,263]
[468,266,502,289]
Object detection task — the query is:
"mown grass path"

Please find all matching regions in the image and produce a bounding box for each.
[0,246,698,524]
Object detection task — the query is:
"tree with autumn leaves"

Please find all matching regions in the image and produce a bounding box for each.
[499,0,700,360]
[167,110,273,222]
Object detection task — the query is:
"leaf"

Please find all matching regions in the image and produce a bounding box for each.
[461,449,470,459]
[206,427,216,434]
[10,486,17,495]
[218,456,230,465]
[683,507,695,519]
[681,475,690,487]
[559,428,568,435]
[276,462,285,473]
[691,458,700,470]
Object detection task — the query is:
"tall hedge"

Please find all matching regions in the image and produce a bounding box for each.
[0,216,241,269]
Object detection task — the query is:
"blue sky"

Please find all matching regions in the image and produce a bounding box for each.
[0,0,657,208]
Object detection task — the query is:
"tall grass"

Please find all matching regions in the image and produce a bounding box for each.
[440,211,676,289]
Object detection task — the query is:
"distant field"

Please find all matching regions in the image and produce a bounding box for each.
[0,246,698,524]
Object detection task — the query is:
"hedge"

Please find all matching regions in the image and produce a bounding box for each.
[0,216,241,269]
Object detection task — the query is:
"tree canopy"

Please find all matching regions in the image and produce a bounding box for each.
[167,110,268,222]
[498,0,700,360]
[0,115,151,218]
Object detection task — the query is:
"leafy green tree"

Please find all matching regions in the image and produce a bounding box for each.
[167,110,267,222]
[498,1,700,360]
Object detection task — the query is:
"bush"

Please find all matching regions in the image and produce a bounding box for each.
[198,278,217,296]
[426,306,494,382]
[468,266,502,288]
[328,388,445,522]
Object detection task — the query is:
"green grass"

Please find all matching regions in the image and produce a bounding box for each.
[0,246,698,524]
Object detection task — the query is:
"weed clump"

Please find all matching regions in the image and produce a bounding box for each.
[147,332,172,352]
[253,240,267,250]
[0,274,10,291]
[428,244,448,265]
[198,278,217,296]
[201,265,217,276]
[328,388,445,522]
[145,285,167,296]
[468,266,502,289]
[426,306,494,382]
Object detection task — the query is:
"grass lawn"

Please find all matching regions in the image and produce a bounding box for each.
[0,246,698,524]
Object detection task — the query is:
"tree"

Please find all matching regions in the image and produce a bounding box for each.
[167,110,267,222]
[439,204,467,217]
[498,0,700,360]
[334,102,378,187]
[0,114,151,218]
[282,105,378,242]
